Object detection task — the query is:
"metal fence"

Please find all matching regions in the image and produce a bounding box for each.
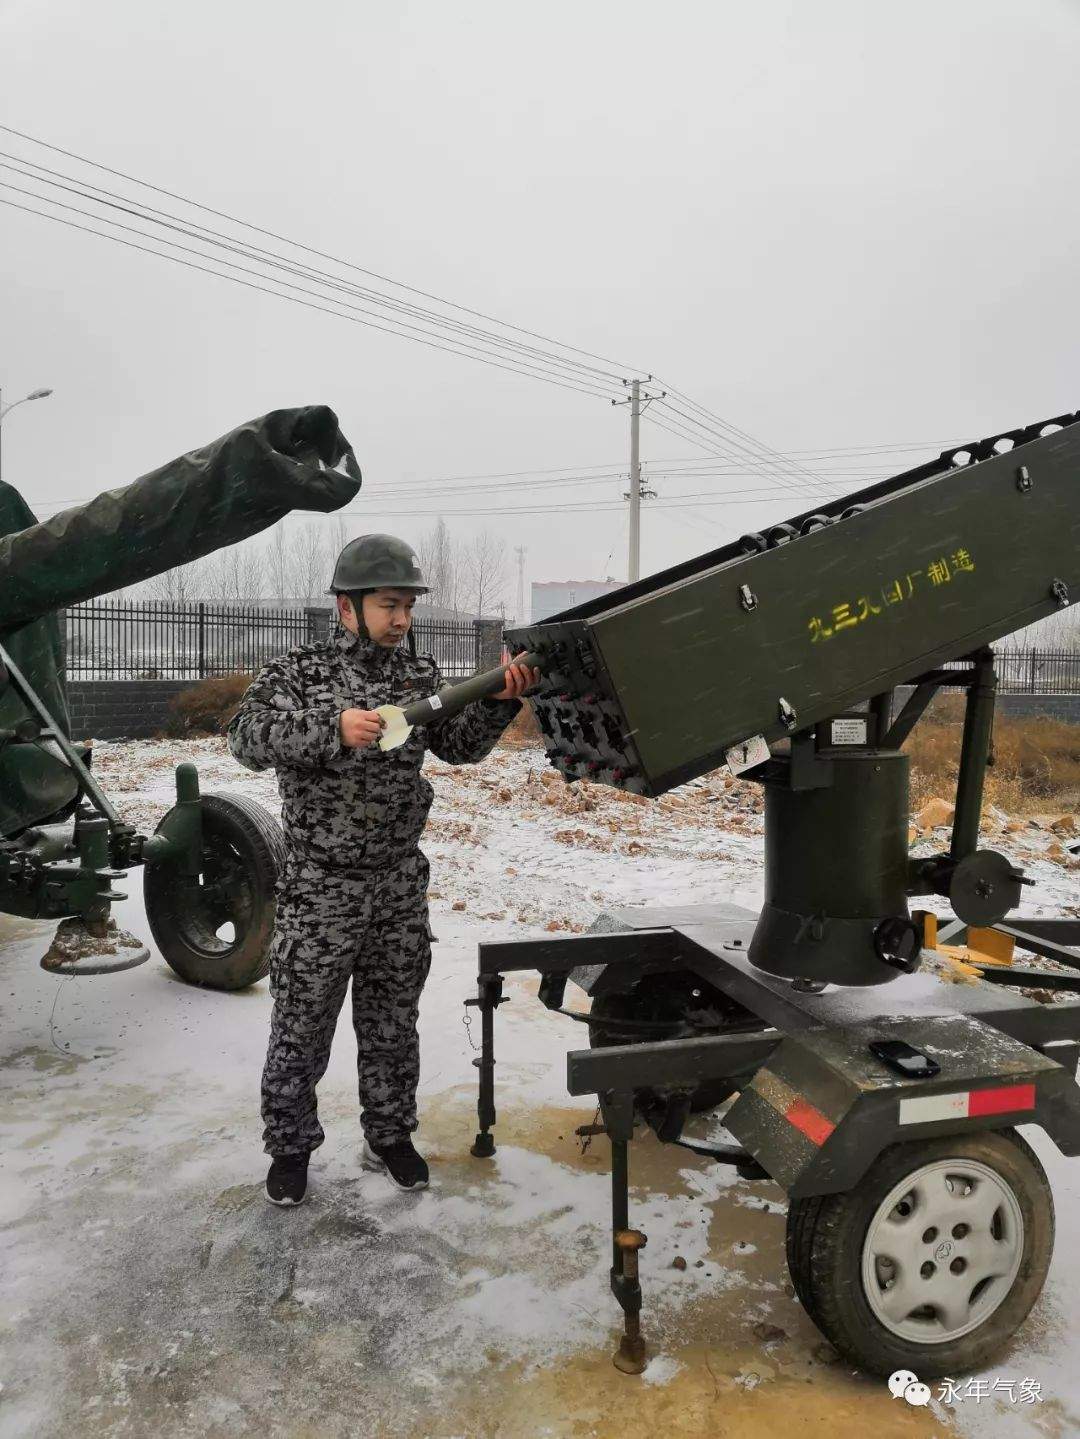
[65,600,484,681]
[995,649,1080,695]
[62,604,1080,695]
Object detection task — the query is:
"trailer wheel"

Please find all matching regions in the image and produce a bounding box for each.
[144,793,284,991]
[786,1129,1054,1377]
[588,971,763,1113]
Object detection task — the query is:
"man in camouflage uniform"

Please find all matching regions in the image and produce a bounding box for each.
[227,534,536,1205]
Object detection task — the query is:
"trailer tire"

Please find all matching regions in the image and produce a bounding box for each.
[785,1129,1054,1377]
[785,1191,827,1328]
[145,792,284,991]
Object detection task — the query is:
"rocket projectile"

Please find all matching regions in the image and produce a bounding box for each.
[377,650,544,751]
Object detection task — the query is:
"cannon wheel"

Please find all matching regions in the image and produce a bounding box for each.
[588,970,762,1113]
[144,792,284,991]
[785,1129,1054,1378]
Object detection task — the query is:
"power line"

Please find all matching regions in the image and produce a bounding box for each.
[656,382,828,490]
[780,441,957,457]
[0,122,952,529]
[653,395,823,493]
[28,468,860,518]
[28,453,903,516]
[1,124,873,494]
[320,491,866,519]
[0,153,630,394]
[640,408,724,456]
[0,186,626,402]
[25,455,924,516]
[0,193,622,402]
[0,122,648,383]
[328,484,862,518]
[26,477,863,522]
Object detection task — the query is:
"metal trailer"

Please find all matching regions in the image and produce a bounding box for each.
[460,410,1080,1379]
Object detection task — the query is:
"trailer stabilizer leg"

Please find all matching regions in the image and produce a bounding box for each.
[604,1116,649,1374]
[612,1227,648,1374]
[467,974,506,1158]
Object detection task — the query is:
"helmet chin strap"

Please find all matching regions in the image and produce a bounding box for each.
[346,591,371,640]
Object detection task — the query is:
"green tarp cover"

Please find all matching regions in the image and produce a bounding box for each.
[0,481,69,738]
[0,405,360,635]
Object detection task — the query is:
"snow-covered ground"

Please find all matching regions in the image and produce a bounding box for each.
[1,737,1079,1438]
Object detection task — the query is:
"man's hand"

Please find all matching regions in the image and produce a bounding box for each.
[492,651,541,701]
[339,708,386,749]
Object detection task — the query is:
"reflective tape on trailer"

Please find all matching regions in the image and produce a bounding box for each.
[898,1083,1037,1126]
[751,1069,837,1147]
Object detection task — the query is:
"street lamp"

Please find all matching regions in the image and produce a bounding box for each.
[0,385,54,483]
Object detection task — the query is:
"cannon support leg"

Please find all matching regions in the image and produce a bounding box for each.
[467,973,505,1158]
[603,1090,649,1374]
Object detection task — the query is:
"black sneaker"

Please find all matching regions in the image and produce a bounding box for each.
[265,1152,309,1206]
[362,1138,429,1191]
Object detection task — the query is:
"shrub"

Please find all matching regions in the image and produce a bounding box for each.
[165,673,253,737]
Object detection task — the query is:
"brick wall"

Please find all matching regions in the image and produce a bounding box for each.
[994,693,1080,723]
[66,679,193,741]
[475,618,505,671]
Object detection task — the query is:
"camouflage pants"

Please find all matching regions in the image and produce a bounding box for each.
[261,851,432,1156]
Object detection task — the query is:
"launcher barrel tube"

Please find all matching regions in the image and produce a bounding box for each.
[400,650,543,727]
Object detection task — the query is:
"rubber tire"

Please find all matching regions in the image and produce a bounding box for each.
[588,973,761,1114]
[785,1129,1054,1378]
[144,792,285,991]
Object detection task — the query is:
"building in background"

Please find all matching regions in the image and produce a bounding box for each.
[530,578,624,623]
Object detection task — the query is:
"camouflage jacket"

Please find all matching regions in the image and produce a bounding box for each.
[227,627,519,870]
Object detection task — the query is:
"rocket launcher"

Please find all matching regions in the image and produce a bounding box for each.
[376,651,544,750]
[506,411,1080,799]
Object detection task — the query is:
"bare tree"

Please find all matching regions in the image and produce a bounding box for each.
[184,541,260,603]
[286,521,328,605]
[417,517,464,613]
[198,550,231,602]
[463,529,508,618]
[144,558,205,604]
[227,543,264,602]
[266,523,291,603]
[1012,606,1080,652]
[325,513,350,566]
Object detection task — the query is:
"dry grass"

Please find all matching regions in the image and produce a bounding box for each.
[906,695,1080,813]
[165,673,252,737]
[500,702,543,747]
[503,696,1080,818]
[162,681,1079,819]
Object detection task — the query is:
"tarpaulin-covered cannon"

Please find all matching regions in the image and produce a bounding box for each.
[0,405,360,986]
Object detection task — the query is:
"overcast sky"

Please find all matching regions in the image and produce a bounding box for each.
[2,0,1079,609]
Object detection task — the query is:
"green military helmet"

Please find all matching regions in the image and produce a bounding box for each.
[328,534,429,595]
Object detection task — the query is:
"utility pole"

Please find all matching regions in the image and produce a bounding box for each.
[514,544,527,623]
[613,377,664,583]
[628,380,641,583]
